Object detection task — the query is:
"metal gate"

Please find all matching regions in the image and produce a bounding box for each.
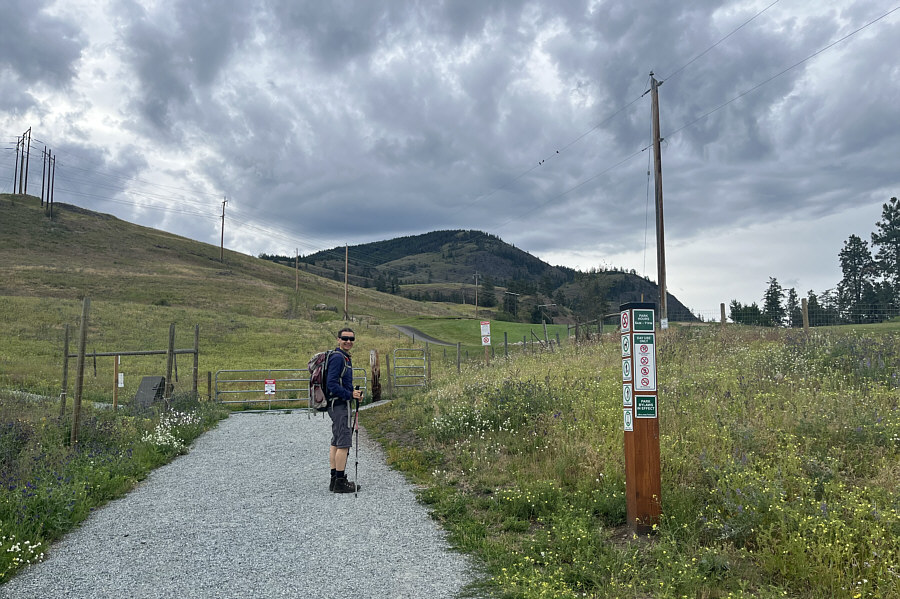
[215,367,367,411]
[392,348,427,388]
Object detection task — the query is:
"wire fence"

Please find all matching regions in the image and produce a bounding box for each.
[693,304,900,328]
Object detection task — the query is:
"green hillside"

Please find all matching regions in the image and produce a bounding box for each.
[271,229,698,322]
[0,194,457,321]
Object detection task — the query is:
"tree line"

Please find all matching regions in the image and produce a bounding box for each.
[730,197,899,326]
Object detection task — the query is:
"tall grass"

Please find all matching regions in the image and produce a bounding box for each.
[0,392,228,583]
[365,326,900,598]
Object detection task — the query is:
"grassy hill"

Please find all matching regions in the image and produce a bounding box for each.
[0,194,458,322]
[0,193,481,399]
[276,229,698,322]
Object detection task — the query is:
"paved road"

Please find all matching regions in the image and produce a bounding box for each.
[1,411,479,599]
[392,325,455,346]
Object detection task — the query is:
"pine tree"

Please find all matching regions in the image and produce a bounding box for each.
[786,287,801,328]
[762,277,785,326]
[871,197,900,299]
[837,234,874,323]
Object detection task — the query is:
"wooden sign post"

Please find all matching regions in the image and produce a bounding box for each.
[620,302,661,533]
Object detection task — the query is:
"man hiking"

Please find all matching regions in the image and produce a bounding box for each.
[327,327,364,493]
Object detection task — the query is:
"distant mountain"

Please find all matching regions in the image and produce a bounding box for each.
[263,230,697,323]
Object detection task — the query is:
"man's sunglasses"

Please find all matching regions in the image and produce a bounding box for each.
[340,336,355,341]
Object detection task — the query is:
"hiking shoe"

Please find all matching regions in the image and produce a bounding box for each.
[329,477,336,492]
[332,478,361,493]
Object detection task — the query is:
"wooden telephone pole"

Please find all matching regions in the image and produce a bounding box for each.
[650,73,668,326]
[220,197,226,262]
[343,244,349,320]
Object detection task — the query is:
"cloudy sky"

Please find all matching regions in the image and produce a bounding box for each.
[2,0,898,316]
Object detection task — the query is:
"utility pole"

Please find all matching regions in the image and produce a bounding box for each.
[474,272,479,320]
[220,197,226,262]
[13,135,21,193]
[22,127,31,195]
[295,248,299,292]
[40,146,47,207]
[48,152,56,220]
[538,303,556,344]
[504,291,520,318]
[343,244,349,320]
[650,72,668,327]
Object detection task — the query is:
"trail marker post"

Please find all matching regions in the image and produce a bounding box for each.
[620,302,661,534]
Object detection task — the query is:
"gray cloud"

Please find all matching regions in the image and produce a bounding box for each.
[3,0,898,310]
[0,0,86,86]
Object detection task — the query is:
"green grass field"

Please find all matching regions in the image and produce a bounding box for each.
[2,192,898,596]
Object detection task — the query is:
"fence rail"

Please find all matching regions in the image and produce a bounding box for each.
[214,368,368,411]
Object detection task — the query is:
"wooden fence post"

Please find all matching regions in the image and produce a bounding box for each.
[456,342,461,374]
[59,324,69,419]
[802,298,810,332]
[165,323,175,401]
[71,298,90,446]
[385,356,392,399]
[720,303,727,328]
[192,324,200,399]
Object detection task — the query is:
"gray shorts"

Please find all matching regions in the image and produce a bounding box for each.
[327,400,353,448]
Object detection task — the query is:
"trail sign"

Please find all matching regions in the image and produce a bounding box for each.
[619,302,661,534]
[264,379,276,395]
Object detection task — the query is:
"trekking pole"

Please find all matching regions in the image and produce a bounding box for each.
[354,386,361,498]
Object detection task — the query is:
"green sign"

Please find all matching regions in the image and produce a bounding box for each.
[633,309,655,331]
[635,395,657,418]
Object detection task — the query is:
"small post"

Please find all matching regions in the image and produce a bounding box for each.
[59,324,70,418]
[385,357,392,399]
[113,355,119,411]
[71,298,91,446]
[193,324,200,398]
[456,342,461,374]
[802,298,810,332]
[207,371,212,401]
[165,323,175,401]
[720,303,727,328]
[504,331,508,359]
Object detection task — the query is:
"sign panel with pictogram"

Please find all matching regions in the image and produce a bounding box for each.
[632,333,656,392]
[620,310,631,333]
[264,379,276,395]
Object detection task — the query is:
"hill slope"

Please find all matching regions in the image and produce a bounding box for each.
[0,194,457,321]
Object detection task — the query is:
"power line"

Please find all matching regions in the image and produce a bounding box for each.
[665,5,900,140]
[659,0,782,83]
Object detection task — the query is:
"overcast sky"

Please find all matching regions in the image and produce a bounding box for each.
[2,0,898,317]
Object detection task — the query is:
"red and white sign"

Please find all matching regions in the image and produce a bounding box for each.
[264,379,276,395]
[620,310,631,332]
[482,335,491,346]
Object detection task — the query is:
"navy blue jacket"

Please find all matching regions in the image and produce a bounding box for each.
[325,348,353,404]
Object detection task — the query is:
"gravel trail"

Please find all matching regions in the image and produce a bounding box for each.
[1,411,479,599]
